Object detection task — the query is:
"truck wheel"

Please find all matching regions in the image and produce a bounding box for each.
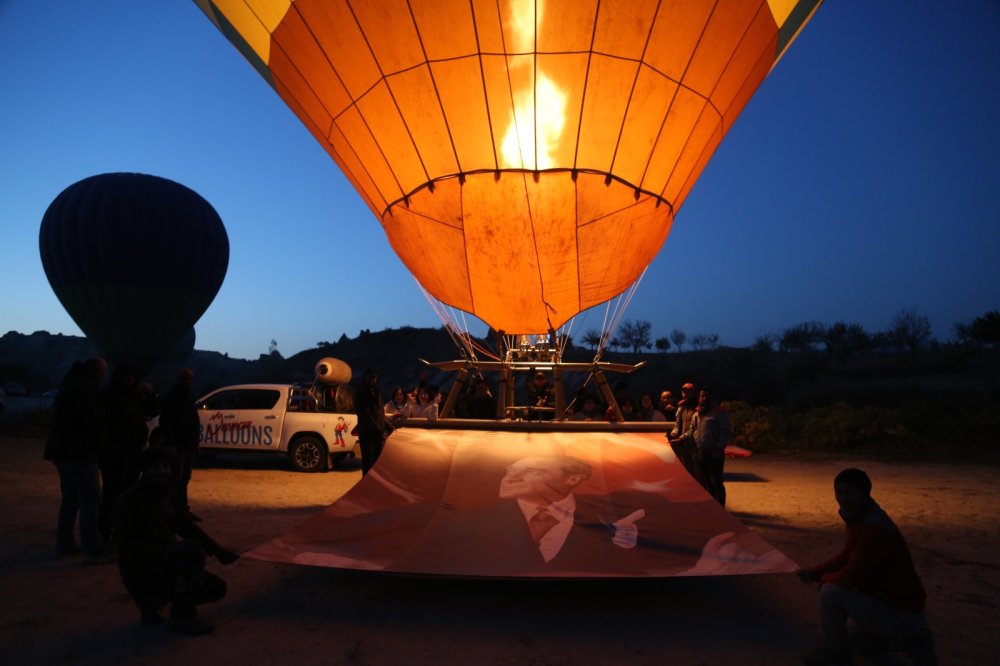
[289,436,327,473]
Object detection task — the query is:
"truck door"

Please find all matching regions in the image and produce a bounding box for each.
[198,388,284,451]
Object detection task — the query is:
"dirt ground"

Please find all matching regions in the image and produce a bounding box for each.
[1,437,997,666]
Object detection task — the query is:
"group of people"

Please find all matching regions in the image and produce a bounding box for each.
[41,359,937,661]
[45,358,237,635]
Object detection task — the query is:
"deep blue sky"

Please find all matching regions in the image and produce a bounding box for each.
[2,1,998,360]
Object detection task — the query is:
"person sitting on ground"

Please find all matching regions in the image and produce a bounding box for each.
[114,446,239,635]
[798,468,936,666]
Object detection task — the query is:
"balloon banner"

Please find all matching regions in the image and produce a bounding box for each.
[247,428,797,578]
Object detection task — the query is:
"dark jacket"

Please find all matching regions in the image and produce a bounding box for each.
[114,478,221,599]
[159,383,200,451]
[354,382,389,439]
[807,500,927,612]
[44,363,105,462]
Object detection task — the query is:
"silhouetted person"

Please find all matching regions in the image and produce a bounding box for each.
[461,377,497,419]
[114,446,238,635]
[354,368,391,475]
[159,368,200,520]
[799,468,936,666]
[689,387,730,505]
[99,364,152,544]
[44,357,116,565]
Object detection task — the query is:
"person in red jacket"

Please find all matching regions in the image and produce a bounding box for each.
[799,468,936,665]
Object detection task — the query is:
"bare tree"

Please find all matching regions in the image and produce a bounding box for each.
[670,328,687,352]
[888,308,932,353]
[690,333,707,351]
[779,321,825,353]
[618,319,652,359]
[752,333,775,352]
[823,322,871,356]
[581,329,602,352]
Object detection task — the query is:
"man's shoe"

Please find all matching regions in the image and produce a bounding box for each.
[167,617,214,636]
[56,544,82,559]
[82,550,117,565]
[802,645,852,665]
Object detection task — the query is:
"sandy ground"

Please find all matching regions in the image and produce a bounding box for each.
[1,437,998,666]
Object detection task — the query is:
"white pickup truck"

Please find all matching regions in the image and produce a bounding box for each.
[150,383,360,472]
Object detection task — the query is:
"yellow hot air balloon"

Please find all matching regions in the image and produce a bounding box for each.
[195,0,821,334]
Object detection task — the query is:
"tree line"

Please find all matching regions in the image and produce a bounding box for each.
[580,309,1000,360]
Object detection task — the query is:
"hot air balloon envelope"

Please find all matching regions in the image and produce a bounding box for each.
[196,0,821,332]
[39,173,229,374]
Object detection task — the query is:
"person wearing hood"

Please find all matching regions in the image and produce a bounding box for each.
[799,468,936,665]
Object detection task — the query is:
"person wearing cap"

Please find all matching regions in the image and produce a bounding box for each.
[667,382,698,477]
[353,368,392,475]
[114,446,239,635]
[525,370,554,420]
[799,468,936,665]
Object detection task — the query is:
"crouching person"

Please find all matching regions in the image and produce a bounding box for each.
[114,446,239,635]
[798,468,936,665]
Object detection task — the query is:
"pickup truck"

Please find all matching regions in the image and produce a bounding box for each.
[149,383,360,472]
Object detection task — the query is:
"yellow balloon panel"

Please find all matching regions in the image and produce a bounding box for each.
[197,0,822,333]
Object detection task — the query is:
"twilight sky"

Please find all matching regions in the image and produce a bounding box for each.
[1,0,997,360]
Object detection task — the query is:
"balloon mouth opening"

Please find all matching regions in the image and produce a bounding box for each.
[382,168,673,219]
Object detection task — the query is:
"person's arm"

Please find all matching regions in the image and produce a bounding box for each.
[817,524,888,588]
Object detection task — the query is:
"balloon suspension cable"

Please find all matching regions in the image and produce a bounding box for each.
[417,282,500,362]
[596,268,647,362]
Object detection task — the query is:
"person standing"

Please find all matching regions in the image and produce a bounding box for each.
[668,382,698,477]
[799,468,936,665]
[689,387,731,506]
[354,368,391,475]
[99,364,152,545]
[44,356,115,564]
[159,368,201,520]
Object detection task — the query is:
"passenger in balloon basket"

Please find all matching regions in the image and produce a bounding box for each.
[688,387,731,506]
[659,389,677,421]
[798,468,937,666]
[636,392,665,422]
[99,363,153,546]
[44,356,117,565]
[457,376,497,419]
[114,446,239,635]
[383,386,408,418]
[567,393,603,421]
[353,368,393,475]
[525,370,555,420]
[158,368,202,521]
[667,382,699,479]
[403,385,439,420]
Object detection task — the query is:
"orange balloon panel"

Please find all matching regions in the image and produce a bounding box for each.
[196,0,823,332]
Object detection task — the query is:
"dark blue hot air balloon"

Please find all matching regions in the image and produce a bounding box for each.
[39,173,228,375]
